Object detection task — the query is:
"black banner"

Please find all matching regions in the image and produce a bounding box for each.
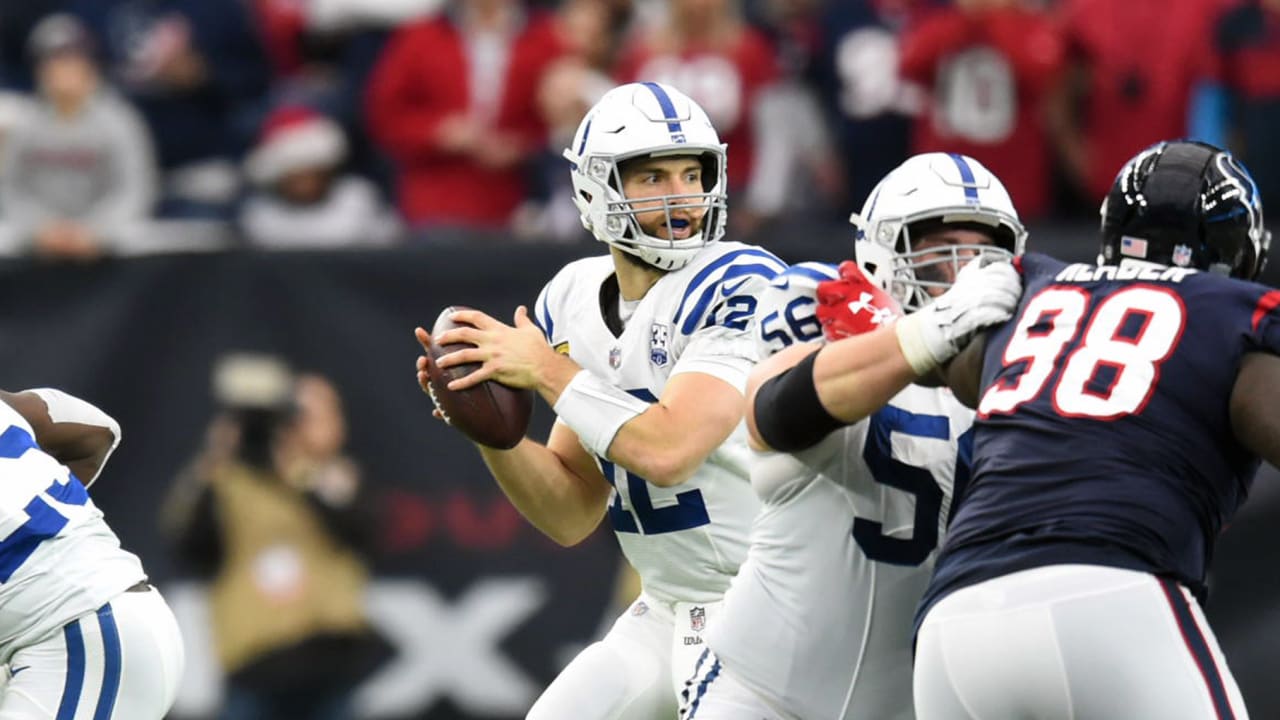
[0,228,1276,718]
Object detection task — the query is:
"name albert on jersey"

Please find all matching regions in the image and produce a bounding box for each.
[925,252,1280,619]
[534,242,786,606]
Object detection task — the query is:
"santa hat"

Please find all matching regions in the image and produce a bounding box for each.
[245,105,347,185]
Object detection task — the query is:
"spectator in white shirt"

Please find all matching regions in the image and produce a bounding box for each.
[240,105,400,249]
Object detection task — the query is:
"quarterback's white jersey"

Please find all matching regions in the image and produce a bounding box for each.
[535,242,786,606]
[707,263,974,720]
[0,401,146,662]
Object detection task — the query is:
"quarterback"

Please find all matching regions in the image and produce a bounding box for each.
[415,82,784,718]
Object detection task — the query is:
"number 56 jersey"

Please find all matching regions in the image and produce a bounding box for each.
[534,242,786,606]
[709,263,974,720]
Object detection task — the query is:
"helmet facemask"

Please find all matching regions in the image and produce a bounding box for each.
[584,148,728,271]
[564,82,730,272]
[855,211,1022,312]
[850,152,1027,312]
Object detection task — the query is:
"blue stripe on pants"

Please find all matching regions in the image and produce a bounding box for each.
[679,648,712,714]
[93,604,123,720]
[1159,579,1235,720]
[56,620,86,720]
[685,658,721,719]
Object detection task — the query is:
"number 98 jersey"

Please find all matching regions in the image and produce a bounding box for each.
[929,252,1280,612]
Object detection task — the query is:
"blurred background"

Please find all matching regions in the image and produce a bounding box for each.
[0,0,1275,718]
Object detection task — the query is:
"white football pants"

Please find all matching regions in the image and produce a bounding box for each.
[527,593,721,720]
[914,564,1249,720]
[676,649,786,720]
[0,586,184,720]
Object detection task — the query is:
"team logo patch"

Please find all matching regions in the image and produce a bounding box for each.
[689,606,706,632]
[609,345,622,369]
[553,341,570,355]
[846,292,897,327]
[631,600,649,617]
[650,323,670,367]
[1120,235,1149,258]
[1172,244,1194,267]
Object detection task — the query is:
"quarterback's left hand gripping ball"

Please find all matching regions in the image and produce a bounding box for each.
[425,306,533,449]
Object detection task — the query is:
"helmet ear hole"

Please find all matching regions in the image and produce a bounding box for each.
[698,153,718,193]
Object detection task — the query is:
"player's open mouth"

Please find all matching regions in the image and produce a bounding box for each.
[666,218,692,239]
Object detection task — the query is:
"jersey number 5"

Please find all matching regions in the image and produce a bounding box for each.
[978,286,1184,420]
[856,406,968,567]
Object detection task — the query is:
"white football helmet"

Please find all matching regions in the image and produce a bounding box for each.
[563,82,728,271]
[851,152,1027,311]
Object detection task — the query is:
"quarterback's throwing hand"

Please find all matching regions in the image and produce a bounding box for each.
[894,257,1022,374]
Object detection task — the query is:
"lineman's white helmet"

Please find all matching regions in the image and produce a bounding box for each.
[851,152,1027,311]
[563,82,728,271]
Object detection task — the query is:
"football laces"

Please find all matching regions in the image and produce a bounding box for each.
[426,377,453,425]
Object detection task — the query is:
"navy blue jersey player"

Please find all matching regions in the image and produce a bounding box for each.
[914,141,1277,720]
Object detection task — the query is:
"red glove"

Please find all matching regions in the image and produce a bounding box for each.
[815,261,904,341]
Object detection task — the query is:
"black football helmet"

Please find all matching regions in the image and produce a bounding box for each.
[1100,140,1271,280]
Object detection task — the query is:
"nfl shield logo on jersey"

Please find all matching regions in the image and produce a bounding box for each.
[608,346,622,369]
[650,323,670,367]
[1172,244,1194,267]
[689,606,706,632]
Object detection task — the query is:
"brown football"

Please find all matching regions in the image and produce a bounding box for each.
[425,305,533,449]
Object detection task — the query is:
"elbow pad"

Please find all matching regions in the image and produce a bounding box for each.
[753,352,847,453]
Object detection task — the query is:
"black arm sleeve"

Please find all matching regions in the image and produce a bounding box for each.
[753,351,848,452]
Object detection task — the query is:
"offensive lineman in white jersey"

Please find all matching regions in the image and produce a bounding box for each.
[0,388,183,719]
[414,82,785,718]
[680,154,1027,719]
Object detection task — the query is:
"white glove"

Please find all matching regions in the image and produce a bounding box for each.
[895,257,1022,374]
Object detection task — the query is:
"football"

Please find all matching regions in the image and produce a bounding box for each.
[425,305,533,449]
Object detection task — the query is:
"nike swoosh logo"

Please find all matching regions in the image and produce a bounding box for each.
[721,278,750,297]
[10,665,30,676]
[772,275,792,291]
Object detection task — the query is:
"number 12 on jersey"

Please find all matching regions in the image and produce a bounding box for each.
[599,459,710,535]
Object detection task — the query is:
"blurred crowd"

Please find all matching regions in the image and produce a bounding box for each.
[0,0,1274,259]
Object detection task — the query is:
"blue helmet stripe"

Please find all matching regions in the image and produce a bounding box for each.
[576,116,593,155]
[948,153,981,204]
[641,82,685,142]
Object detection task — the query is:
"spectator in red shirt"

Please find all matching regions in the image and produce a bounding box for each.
[899,0,1063,220]
[365,0,567,230]
[1215,0,1280,215]
[1048,0,1222,205]
[614,0,779,229]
